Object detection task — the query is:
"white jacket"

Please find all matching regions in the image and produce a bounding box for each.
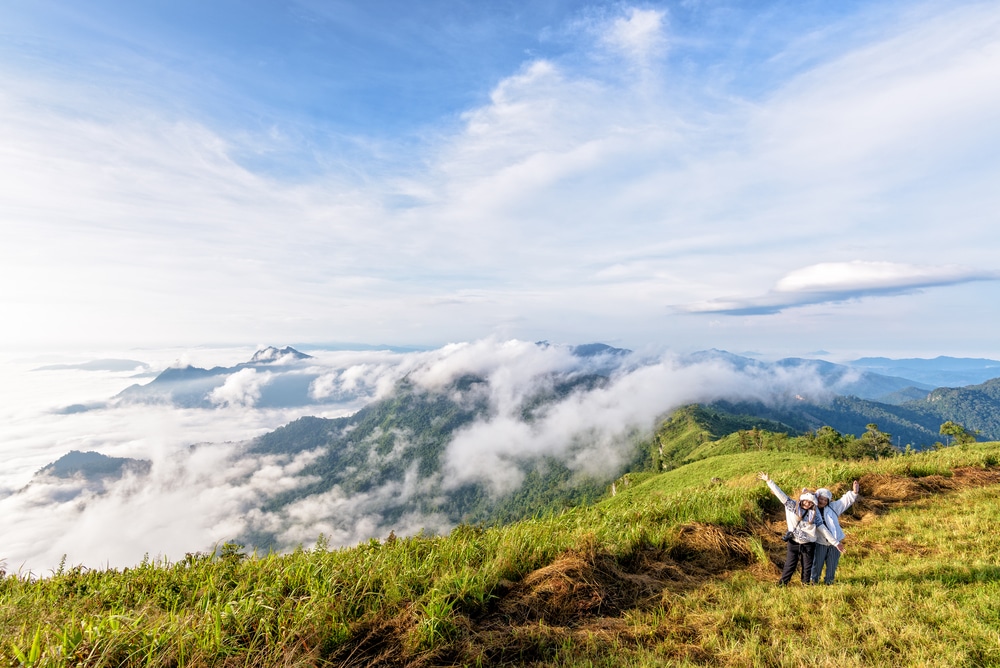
[766,480,838,545]
[815,490,858,545]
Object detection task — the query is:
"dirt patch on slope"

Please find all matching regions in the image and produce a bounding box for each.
[496,552,643,625]
[495,524,755,629]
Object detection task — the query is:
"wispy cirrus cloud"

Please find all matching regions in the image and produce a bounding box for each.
[678,261,1000,315]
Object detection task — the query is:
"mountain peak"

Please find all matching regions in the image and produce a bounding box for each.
[249,346,312,364]
[37,450,151,480]
[571,343,632,358]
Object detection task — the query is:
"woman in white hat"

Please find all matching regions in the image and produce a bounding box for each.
[758,472,840,585]
[812,480,860,584]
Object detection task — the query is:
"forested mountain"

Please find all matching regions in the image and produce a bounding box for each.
[704,396,942,448]
[35,450,151,481]
[240,373,651,549]
[666,377,1000,451]
[651,382,1000,457]
[903,378,1000,439]
[649,404,792,471]
[237,370,1000,549]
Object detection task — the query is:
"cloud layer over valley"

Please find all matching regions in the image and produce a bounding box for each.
[0,340,886,572]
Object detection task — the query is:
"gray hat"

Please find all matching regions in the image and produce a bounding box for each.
[800,492,818,504]
[816,488,833,500]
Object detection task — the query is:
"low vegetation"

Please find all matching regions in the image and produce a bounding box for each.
[3,434,1000,666]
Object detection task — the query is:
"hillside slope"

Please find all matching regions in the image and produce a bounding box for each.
[3,442,999,666]
[685,375,1000,448]
[903,377,1000,439]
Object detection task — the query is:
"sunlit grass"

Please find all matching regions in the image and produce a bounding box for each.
[2,443,999,666]
[545,474,1000,667]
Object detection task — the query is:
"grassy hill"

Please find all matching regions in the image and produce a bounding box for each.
[3,439,1000,666]
[650,404,795,470]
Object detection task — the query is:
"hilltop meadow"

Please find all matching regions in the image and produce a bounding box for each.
[3,434,1000,667]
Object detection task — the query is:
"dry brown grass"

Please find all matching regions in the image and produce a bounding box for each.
[950,465,1000,485]
[850,467,1000,517]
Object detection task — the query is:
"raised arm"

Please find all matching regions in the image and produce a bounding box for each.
[833,480,860,513]
[758,472,794,509]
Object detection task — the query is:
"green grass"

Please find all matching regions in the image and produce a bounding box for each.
[3,443,1000,666]
[671,484,1000,667]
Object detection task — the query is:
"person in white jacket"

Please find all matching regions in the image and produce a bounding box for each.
[758,472,841,585]
[811,481,860,585]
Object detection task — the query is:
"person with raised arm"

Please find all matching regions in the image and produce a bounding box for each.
[811,480,860,585]
[757,471,842,586]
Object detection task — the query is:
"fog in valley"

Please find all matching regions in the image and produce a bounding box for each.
[0,340,859,573]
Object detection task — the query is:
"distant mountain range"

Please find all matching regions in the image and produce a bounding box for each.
[682,349,936,402]
[703,376,1000,447]
[48,343,1000,414]
[36,450,151,480]
[108,343,636,411]
[22,450,152,502]
[114,346,318,408]
[847,356,1000,388]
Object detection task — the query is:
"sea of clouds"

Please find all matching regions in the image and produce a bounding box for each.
[0,339,846,574]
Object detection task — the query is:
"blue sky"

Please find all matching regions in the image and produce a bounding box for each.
[2,0,999,357]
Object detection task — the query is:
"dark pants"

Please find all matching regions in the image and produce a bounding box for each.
[811,544,841,584]
[779,541,815,584]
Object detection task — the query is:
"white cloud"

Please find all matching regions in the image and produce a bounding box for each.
[208,368,270,407]
[679,261,999,315]
[250,464,452,548]
[0,437,328,573]
[439,349,833,495]
[774,261,988,293]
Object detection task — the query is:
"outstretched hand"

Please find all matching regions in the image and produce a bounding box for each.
[852,479,860,494]
[757,471,770,482]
